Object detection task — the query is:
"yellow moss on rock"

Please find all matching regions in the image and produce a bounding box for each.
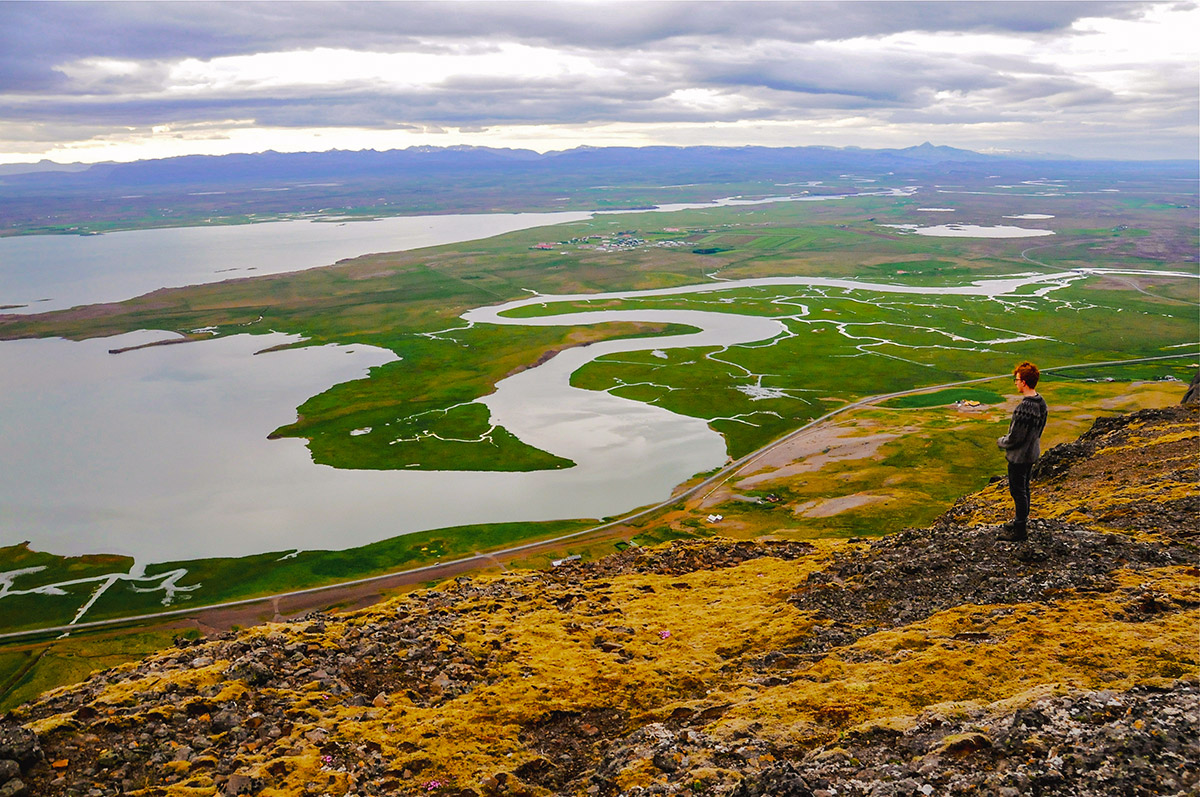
[23,711,77,736]
[1095,427,1198,456]
[86,662,232,708]
[219,539,1194,793]
[129,787,218,797]
[1112,565,1200,603]
[710,572,1197,751]
[254,748,350,797]
[163,547,837,793]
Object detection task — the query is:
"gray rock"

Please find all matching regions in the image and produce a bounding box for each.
[0,727,40,768]
[229,659,273,687]
[211,709,240,733]
[224,773,256,795]
[0,779,26,797]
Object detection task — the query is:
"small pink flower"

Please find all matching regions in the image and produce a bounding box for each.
[322,755,333,764]
[659,630,672,639]
[425,780,442,791]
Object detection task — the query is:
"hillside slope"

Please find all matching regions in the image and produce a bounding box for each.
[1,404,1196,797]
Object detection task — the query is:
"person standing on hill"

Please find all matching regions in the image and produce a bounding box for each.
[997,361,1048,542]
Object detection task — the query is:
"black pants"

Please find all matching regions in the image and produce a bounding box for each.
[1007,461,1033,525]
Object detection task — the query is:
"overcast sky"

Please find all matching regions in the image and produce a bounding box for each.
[0,1,1196,164]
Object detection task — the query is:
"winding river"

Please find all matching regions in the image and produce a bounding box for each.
[2,269,1086,562]
[1,196,1087,563]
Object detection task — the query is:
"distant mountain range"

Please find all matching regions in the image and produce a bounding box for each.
[0,159,94,177]
[3,142,1189,188]
[1,143,1194,236]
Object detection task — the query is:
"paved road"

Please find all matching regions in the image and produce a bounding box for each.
[2,353,1194,642]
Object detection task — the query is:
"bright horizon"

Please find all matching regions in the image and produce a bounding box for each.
[19,138,1196,171]
[1,1,1197,166]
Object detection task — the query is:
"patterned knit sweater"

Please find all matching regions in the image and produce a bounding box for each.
[997,394,1048,464]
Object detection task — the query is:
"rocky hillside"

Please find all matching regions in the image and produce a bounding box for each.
[1,404,1196,797]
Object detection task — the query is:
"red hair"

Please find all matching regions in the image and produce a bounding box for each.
[1014,361,1040,388]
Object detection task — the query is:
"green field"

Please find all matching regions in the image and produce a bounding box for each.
[881,388,1006,408]
[0,518,594,635]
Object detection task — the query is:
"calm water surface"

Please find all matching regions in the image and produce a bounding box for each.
[0,211,592,314]
[1,268,1083,561]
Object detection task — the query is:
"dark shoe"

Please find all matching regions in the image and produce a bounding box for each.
[998,521,1027,542]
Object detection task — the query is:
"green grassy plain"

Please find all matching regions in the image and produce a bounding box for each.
[0,519,593,635]
[0,183,1195,648]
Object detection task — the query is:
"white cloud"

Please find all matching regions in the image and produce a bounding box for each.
[164,43,617,95]
[0,1,1194,163]
[663,87,748,113]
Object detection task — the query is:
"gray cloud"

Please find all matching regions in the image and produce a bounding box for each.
[693,50,1007,105]
[0,1,1193,159]
[0,1,1147,89]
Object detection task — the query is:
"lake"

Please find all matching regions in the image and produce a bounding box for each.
[0,187,916,314]
[0,211,593,314]
[878,223,1054,238]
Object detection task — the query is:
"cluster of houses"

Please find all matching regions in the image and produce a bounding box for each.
[530,230,689,253]
[588,236,690,253]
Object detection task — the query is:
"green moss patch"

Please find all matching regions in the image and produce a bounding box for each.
[882,388,1005,408]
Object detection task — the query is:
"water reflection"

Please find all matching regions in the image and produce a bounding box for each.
[0,332,390,559]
